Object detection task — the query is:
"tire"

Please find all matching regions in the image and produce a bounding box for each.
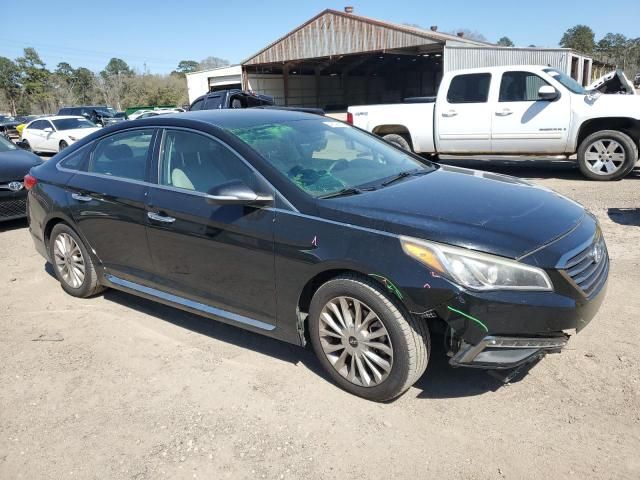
[59,140,68,151]
[308,274,430,401]
[22,139,32,152]
[382,133,412,152]
[48,223,104,298]
[577,130,638,181]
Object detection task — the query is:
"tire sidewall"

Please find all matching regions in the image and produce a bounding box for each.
[578,130,637,181]
[49,223,96,297]
[382,133,412,152]
[308,277,415,401]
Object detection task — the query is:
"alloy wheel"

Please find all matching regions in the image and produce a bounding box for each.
[584,139,626,176]
[318,296,394,387]
[53,232,85,288]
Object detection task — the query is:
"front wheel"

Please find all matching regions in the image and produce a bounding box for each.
[577,130,638,181]
[308,274,430,401]
[59,140,68,151]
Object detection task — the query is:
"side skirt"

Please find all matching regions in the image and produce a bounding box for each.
[104,274,276,332]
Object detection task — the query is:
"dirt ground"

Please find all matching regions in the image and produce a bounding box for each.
[1,159,639,480]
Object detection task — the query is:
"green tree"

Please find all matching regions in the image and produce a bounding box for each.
[99,58,133,110]
[497,36,514,47]
[73,68,95,104]
[559,25,595,53]
[0,57,21,115]
[175,60,199,74]
[16,48,52,113]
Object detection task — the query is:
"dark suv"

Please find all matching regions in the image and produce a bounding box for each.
[24,110,608,401]
[189,89,274,111]
[57,106,121,127]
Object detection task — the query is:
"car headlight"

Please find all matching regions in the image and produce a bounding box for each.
[400,236,553,291]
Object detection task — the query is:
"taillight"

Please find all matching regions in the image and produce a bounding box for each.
[24,174,37,190]
[346,112,353,124]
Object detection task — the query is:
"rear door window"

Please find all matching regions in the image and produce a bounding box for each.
[88,129,155,181]
[446,73,491,103]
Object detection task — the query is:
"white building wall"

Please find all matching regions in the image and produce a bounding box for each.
[185,65,243,103]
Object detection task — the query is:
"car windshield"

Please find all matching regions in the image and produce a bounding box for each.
[0,135,18,152]
[230,119,434,197]
[52,118,96,130]
[543,68,586,94]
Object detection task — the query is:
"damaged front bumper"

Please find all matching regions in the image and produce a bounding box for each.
[449,334,571,369]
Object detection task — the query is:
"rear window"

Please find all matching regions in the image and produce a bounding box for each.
[447,73,491,103]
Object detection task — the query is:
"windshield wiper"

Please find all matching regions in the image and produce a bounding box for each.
[319,187,364,199]
[380,169,427,187]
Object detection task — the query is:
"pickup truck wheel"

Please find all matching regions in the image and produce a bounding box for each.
[382,133,412,152]
[308,274,430,402]
[578,130,638,181]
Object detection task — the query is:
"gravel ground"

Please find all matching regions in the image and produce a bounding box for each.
[1,158,639,479]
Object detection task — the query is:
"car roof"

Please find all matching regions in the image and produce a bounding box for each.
[36,115,86,121]
[158,109,322,129]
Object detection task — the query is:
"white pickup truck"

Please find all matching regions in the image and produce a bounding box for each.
[348,65,640,181]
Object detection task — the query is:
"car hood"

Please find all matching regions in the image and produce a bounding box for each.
[317,165,586,259]
[0,149,43,182]
[588,69,636,95]
[61,127,101,138]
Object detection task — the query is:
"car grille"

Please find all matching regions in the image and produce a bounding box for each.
[563,234,608,298]
[0,198,27,219]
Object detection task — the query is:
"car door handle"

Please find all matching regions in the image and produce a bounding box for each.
[441,110,458,117]
[147,211,176,224]
[495,109,513,116]
[71,193,93,202]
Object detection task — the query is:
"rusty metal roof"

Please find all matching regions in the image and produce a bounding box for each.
[242,9,489,66]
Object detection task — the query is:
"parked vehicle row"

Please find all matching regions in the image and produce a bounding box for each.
[348,65,640,181]
[24,109,608,401]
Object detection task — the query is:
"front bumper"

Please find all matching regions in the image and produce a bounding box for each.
[450,334,570,369]
[0,188,27,221]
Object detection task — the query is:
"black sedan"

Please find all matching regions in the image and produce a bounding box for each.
[0,135,42,221]
[24,110,608,401]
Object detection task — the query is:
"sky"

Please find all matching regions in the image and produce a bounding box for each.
[1,0,638,74]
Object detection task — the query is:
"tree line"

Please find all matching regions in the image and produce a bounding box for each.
[497,27,639,76]
[0,48,229,115]
[559,25,640,76]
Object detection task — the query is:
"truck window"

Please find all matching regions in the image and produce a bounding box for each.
[499,72,551,102]
[446,73,491,103]
[190,99,204,111]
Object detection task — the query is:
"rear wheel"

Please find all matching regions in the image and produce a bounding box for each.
[49,223,104,298]
[59,140,68,151]
[382,133,412,152]
[308,274,430,401]
[577,130,637,181]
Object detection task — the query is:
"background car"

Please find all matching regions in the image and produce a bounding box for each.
[22,116,100,153]
[0,134,42,221]
[0,115,21,140]
[57,106,122,127]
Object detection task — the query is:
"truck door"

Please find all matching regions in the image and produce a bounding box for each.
[435,72,492,153]
[491,70,570,154]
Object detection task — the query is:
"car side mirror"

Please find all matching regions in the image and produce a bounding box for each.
[538,86,559,101]
[43,127,53,133]
[205,180,273,206]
